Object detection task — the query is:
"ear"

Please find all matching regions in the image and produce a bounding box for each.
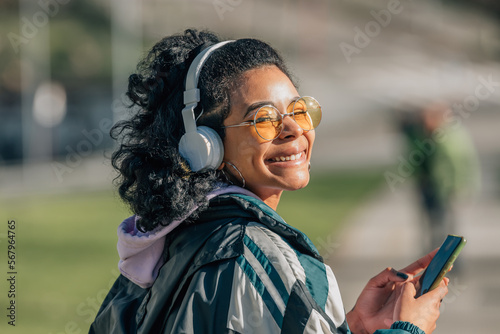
[217,162,226,171]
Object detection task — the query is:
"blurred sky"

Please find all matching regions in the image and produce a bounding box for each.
[1,0,499,197]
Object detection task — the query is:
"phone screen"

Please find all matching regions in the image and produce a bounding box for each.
[416,234,466,297]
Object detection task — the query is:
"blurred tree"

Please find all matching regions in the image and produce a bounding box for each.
[0,0,114,162]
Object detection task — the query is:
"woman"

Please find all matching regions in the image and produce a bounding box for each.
[90,29,448,334]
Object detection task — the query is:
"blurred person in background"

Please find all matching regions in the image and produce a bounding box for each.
[398,100,480,251]
[90,29,448,334]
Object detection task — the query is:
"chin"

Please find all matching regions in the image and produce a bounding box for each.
[284,172,310,191]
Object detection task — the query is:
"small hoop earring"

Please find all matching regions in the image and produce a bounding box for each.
[308,162,311,172]
[223,161,246,188]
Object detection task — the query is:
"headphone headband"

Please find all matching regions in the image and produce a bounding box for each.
[182,40,234,122]
[178,40,234,172]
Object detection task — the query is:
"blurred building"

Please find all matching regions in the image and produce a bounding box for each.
[0,0,499,184]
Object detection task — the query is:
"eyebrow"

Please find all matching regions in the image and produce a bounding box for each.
[244,101,274,118]
[243,96,301,118]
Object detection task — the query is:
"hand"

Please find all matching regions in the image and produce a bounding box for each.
[346,267,408,334]
[346,249,444,334]
[394,278,449,334]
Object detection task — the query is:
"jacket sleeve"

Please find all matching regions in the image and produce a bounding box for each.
[373,321,425,334]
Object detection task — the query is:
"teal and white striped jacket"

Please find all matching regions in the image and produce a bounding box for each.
[90,192,423,334]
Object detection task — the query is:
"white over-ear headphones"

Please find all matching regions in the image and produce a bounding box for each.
[178,40,234,172]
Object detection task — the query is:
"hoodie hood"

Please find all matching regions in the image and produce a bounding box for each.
[117,185,260,288]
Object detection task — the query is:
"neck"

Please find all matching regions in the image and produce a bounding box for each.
[249,188,282,211]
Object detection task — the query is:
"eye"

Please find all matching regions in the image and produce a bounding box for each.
[293,100,307,113]
[255,116,274,123]
[254,107,280,124]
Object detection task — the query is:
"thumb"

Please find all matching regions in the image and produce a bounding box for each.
[391,268,410,281]
[369,268,409,288]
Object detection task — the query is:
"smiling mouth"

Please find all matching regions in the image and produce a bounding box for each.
[268,152,304,162]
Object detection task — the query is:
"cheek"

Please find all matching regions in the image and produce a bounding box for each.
[224,132,264,165]
[306,131,316,156]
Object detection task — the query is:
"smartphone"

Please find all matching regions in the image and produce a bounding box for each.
[416,234,466,297]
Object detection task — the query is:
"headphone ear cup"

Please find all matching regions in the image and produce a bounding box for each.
[197,126,224,170]
[178,126,223,172]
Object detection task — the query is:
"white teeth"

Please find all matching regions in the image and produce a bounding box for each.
[272,152,302,162]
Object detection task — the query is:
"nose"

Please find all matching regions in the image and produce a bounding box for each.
[278,113,304,139]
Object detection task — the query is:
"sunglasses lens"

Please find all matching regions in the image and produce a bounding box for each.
[293,97,322,131]
[254,107,282,140]
[250,97,321,141]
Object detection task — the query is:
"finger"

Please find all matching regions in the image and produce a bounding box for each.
[435,279,449,300]
[393,276,408,300]
[402,281,417,298]
[369,268,409,288]
[400,248,439,276]
[422,279,448,303]
[391,268,409,281]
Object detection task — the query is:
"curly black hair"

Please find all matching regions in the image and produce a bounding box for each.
[111,29,293,232]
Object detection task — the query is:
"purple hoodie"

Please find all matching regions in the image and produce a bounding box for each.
[117,185,260,288]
